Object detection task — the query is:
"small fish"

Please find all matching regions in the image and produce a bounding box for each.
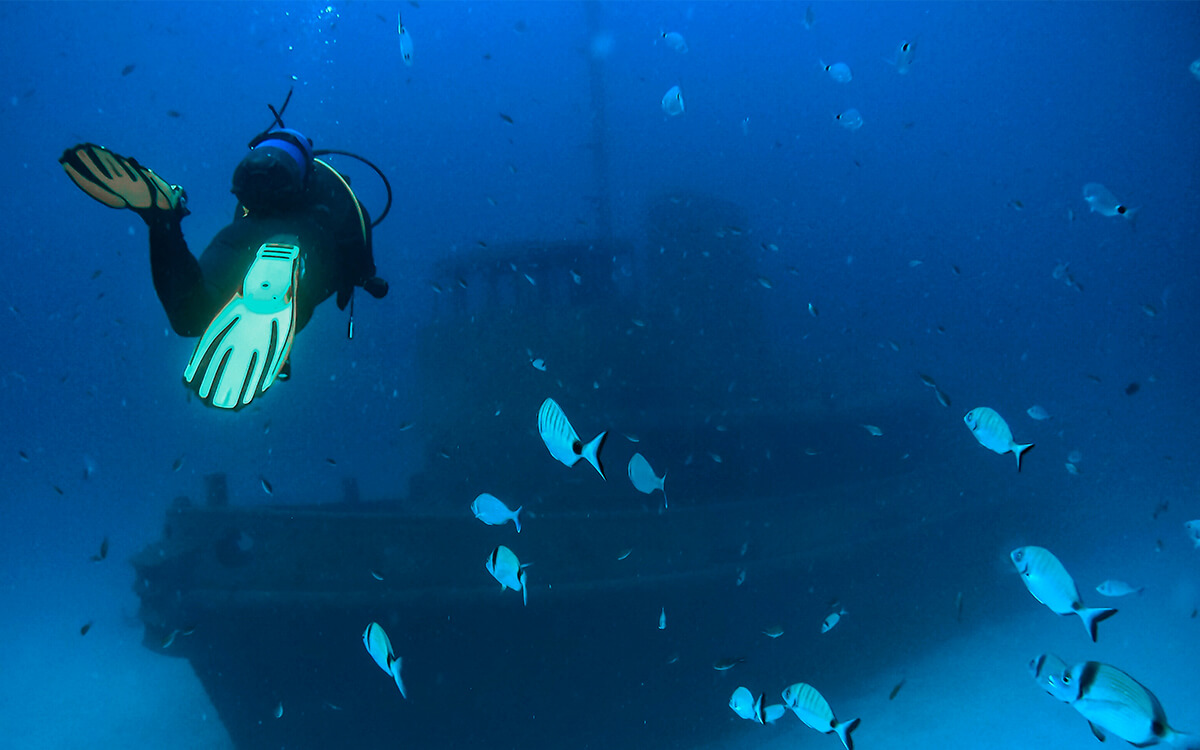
[396,13,414,66]
[18,450,29,462]
[889,678,906,700]
[80,621,93,636]
[260,476,273,495]
[485,545,528,606]
[808,302,819,318]
[161,629,180,648]
[861,424,883,437]
[1095,580,1143,597]
[537,398,607,479]
[661,85,685,116]
[471,493,522,532]
[274,701,284,719]
[781,682,860,750]
[729,686,757,720]
[918,373,938,388]
[1192,58,1200,81]
[166,110,181,118]
[363,622,407,698]
[1082,182,1136,220]
[370,570,384,581]
[1011,546,1117,641]
[762,624,784,639]
[964,407,1033,471]
[735,568,746,586]
[1007,198,1025,211]
[713,657,746,671]
[660,31,688,54]
[398,421,415,432]
[821,608,847,633]
[1186,520,1200,548]
[1141,303,1158,318]
[498,112,514,124]
[121,63,136,76]
[90,536,109,562]
[804,5,815,29]
[658,607,666,630]
[1125,382,1141,395]
[756,276,773,289]
[171,455,185,472]
[627,453,666,506]
[820,60,852,83]
[616,548,633,561]
[530,358,547,371]
[325,457,337,466]
[1151,501,1168,520]
[887,39,916,74]
[523,273,536,286]
[1042,660,1195,748]
[835,108,863,130]
[1026,405,1052,421]
[934,387,951,408]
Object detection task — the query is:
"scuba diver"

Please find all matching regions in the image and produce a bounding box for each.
[58,90,391,410]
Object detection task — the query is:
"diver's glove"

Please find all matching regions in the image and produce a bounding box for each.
[183,240,300,409]
[59,143,189,225]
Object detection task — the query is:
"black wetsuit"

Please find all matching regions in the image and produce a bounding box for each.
[147,162,377,337]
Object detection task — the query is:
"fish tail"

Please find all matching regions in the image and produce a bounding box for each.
[513,506,523,533]
[581,431,608,480]
[389,656,407,699]
[835,717,860,750]
[1079,606,1118,642]
[661,471,668,509]
[521,571,528,607]
[1013,442,1034,471]
[1165,730,1200,750]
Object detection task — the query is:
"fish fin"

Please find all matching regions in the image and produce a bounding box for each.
[835,717,860,750]
[1013,442,1034,471]
[1079,606,1118,642]
[513,506,522,533]
[581,431,608,480]
[1088,721,1107,742]
[520,569,528,606]
[662,471,668,509]
[389,656,406,699]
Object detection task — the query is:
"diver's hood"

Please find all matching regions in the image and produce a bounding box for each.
[231,146,307,214]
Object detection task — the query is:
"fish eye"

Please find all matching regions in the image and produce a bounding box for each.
[1116,205,1127,214]
[572,440,582,455]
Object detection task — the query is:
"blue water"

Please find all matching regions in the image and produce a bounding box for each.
[1,2,1198,749]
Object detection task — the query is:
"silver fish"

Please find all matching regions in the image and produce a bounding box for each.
[1011,546,1116,641]
[1043,660,1199,748]
[485,545,528,606]
[964,407,1033,471]
[627,453,666,505]
[660,31,687,54]
[362,622,406,698]
[661,85,684,116]
[471,493,522,532]
[887,39,916,74]
[821,608,847,633]
[537,398,607,479]
[1185,520,1200,549]
[729,686,756,720]
[1095,579,1143,597]
[1026,405,1052,421]
[781,682,860,750]
[396,13,414,66]
[1083,182,1136,220]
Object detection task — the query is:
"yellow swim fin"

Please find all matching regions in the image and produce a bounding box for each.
[59,143,187,219]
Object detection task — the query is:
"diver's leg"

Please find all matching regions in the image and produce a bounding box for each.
[148,216,215,337]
